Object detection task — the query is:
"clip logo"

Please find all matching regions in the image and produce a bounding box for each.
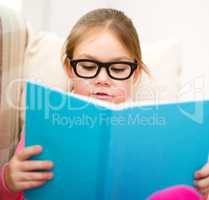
[177,76,205,124]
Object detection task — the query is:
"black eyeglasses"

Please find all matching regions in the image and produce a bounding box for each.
[67,58,138,80]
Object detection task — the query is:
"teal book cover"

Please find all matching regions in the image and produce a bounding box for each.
[24,82,209,200]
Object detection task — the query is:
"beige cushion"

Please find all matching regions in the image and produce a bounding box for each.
[23,27,68,90]
[135,39,182,104]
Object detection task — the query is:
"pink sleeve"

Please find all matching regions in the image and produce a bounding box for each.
[147,185,203,200]
[0,130,25,200]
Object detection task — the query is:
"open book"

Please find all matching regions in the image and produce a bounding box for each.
[24,82,209,200]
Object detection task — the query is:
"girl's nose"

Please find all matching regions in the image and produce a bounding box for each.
[94,68,111,86]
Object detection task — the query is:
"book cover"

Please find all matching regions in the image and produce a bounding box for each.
[24,82,209,200]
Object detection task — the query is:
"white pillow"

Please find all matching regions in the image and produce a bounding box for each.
[23,27,68,91]
[134,39,182,105]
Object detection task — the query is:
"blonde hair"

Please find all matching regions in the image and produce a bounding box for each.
[62,8,149,75]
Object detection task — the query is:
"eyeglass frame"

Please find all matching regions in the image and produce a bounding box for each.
[67,57,138,80]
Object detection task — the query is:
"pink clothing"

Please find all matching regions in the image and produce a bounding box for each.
[148,185,203,200]
[0,131,203,200]
[0,131,25,200]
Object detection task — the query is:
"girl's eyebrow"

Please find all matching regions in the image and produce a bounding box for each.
[76,53,133,62]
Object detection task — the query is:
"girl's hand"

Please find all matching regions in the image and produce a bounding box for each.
[194,161,209,199]
[4,145,54,193]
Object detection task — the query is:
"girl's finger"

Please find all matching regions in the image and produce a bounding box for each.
[195,163,209,179]
[17,180,47,191]
[203,191,209,200]
[196,187,209,197]
[17,146,42,161]
[194,176,209,190]
[17,172,54,181]
[20,160,54,171]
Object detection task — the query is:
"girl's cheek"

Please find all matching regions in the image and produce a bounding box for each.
[73,79,92,97]
[113,95,127,104]
[112,81,132,103]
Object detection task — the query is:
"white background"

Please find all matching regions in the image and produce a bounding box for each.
[1,0,209,86]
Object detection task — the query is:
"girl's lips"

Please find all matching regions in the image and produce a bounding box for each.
[92,92,113,100]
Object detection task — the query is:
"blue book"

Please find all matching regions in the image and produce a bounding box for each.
[24,82,209,200]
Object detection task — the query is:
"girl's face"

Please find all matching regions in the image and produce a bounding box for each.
[66,29,140,104]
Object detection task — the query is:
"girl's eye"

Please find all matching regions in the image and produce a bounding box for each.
[110,64,130,73]
[79,63,97,71]
[111,68,126,73]
[110,64,129,72]
[82,65,97,70]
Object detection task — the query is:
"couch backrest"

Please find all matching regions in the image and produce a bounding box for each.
[0,6,27,164]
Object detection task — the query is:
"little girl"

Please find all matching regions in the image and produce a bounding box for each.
[0,8,208,200]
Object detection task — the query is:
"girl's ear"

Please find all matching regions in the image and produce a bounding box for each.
[64,58,75,92]
[64,58,73,79]
[133,64,142,86]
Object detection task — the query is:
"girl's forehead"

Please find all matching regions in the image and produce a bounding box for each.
[73,29,133,61]
[75,53,133,62]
